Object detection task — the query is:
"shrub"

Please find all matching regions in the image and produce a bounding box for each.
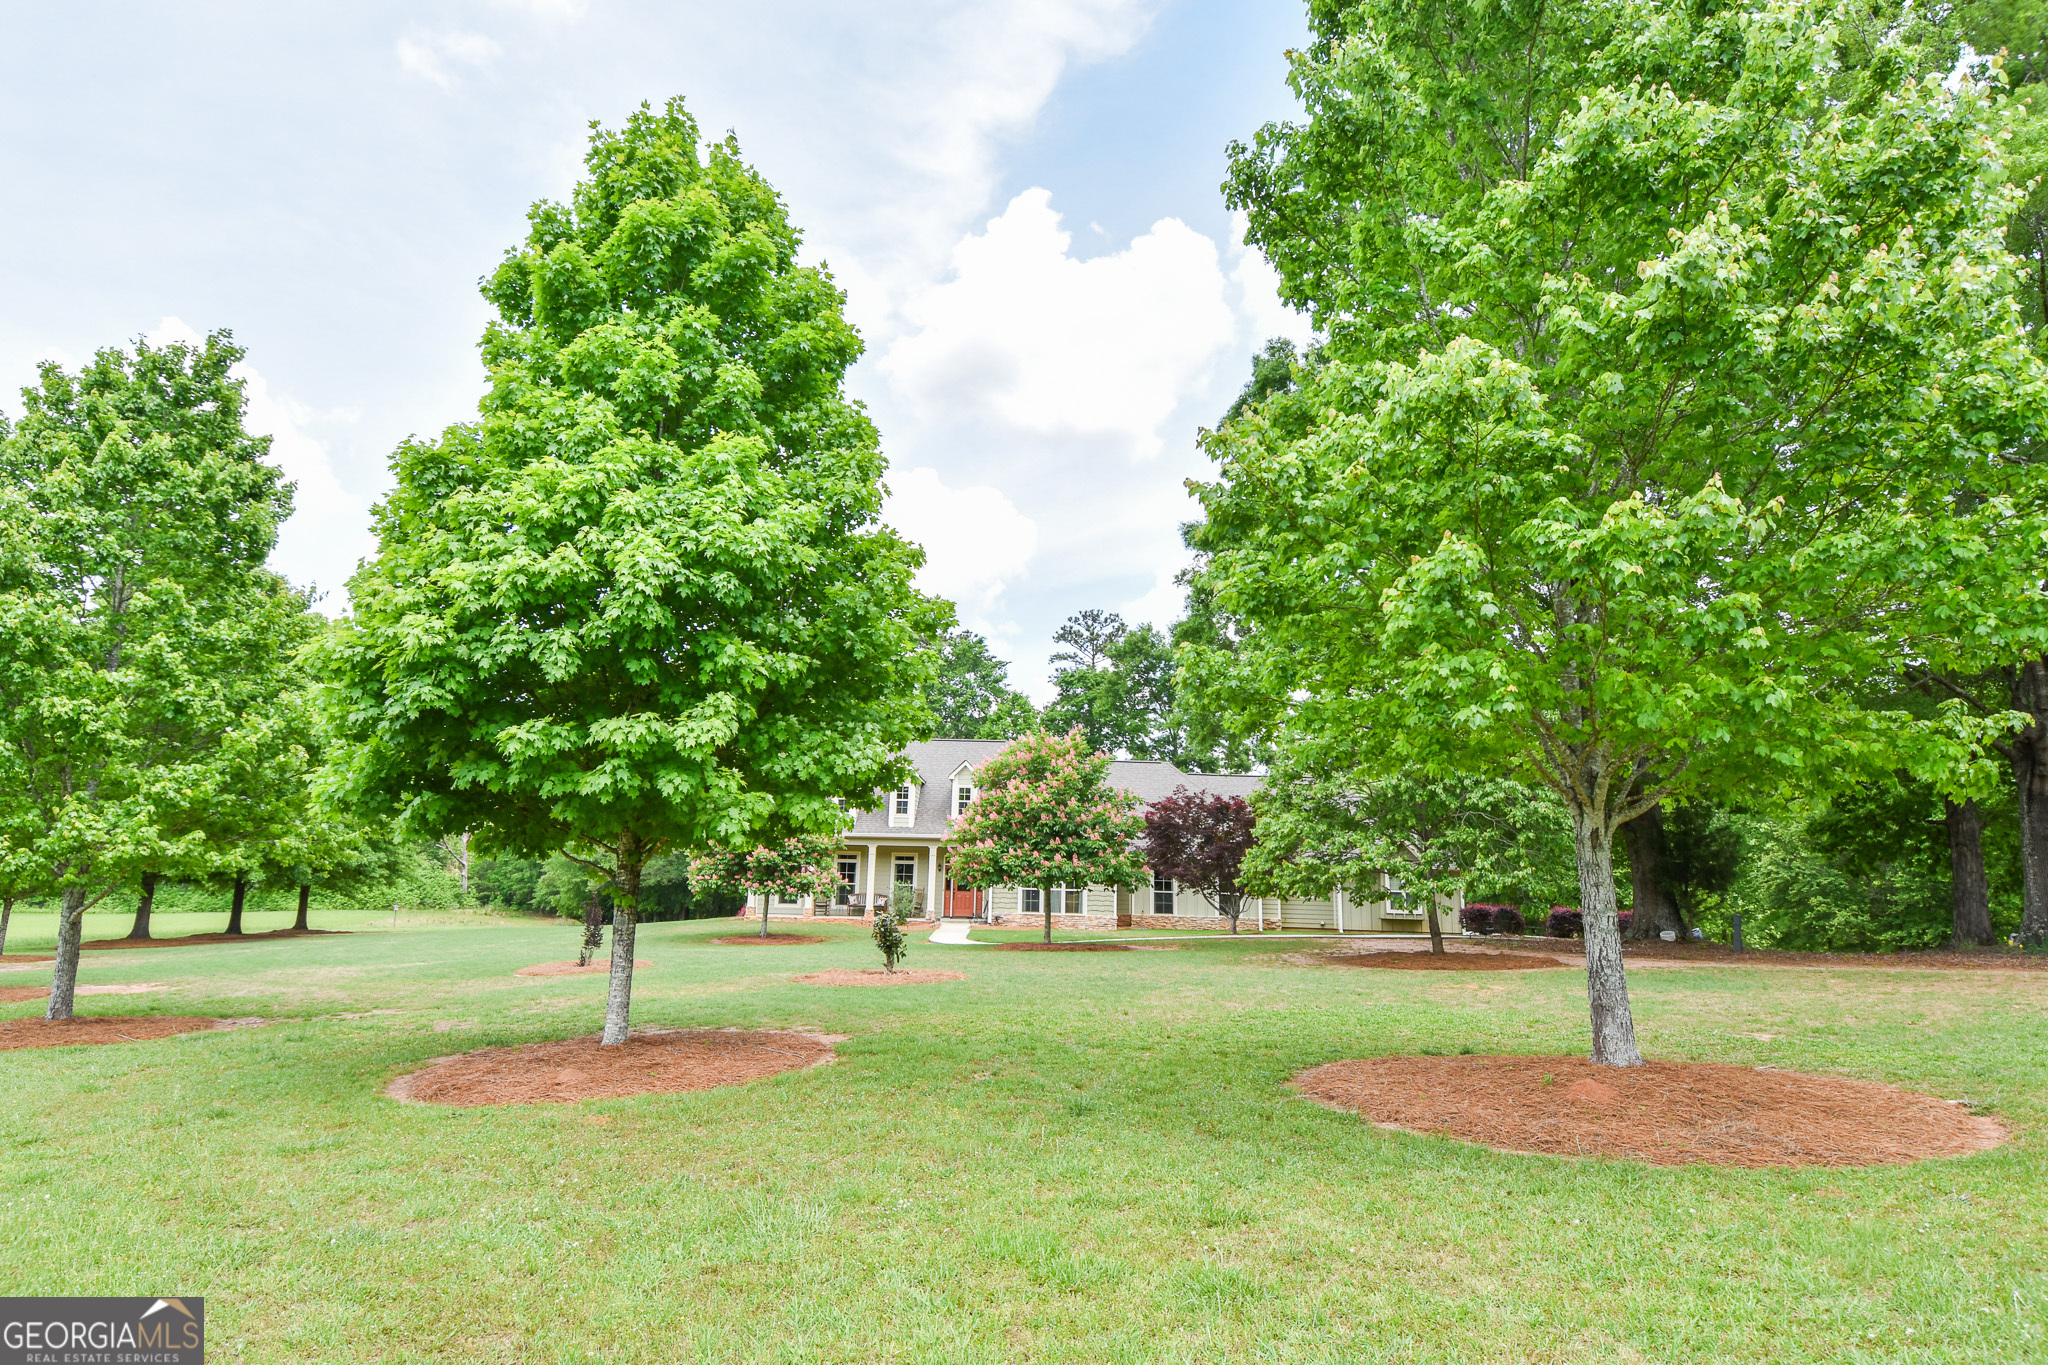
[1491,905,1526,936]
[1617,911,1633,934]
[1459,905,1494,934]
[872,906,908,972]
[1546,907,1583,938]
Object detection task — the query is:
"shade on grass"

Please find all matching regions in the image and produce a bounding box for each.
[0,909,2041,1362]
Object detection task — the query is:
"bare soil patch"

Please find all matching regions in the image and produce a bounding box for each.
[514,959,652,977]
[711,934,827,946]
[0,1016,262,1050]
[387,1028,836,1106]
[0,983,166,1002]
[1326,950,1573,972]
[793,968,966,987]
[1295,1054,2007,1167]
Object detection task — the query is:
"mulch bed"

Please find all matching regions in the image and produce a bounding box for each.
[0,984,165,1002]
[0,1016,262,1050]
[711,934,827,946]
[514,959,651,977]
[1295,1054,2008,1167]
[0,930,343,965]
[1326,951,1574,972]
[387,1028,836,1106]
[792,969,966,987]
[1471,936,2048,972]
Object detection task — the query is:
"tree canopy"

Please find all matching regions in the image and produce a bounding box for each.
[318,97,942,1043]
[1201,0,2048,1063]
[926,628,1039,739]
[0,331,304,1018]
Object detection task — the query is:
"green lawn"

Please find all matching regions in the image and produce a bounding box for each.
[2,910,2042,1363]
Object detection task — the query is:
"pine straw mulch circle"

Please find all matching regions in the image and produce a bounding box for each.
[1293,1054,2007,1168]
[0,983,166,1002]
[514,959,651,977]
[0,1016,264,1050]
[711,934,828,946]
[792,968,966,987]
[386,1027,838,1107]
[1324,950,1574,972]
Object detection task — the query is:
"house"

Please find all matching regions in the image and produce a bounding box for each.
[735,739,1457,933]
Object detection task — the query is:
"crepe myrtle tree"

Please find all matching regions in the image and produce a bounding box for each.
[1200,2,2048,1064]
[688,833,841,938]
[1141,786,1256,931]
[319,99,940,1045]
[946,728,1145,943]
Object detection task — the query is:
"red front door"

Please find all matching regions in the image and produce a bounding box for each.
[945,888,983,918]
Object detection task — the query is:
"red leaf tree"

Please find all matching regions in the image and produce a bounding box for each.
[1142,787,1257,932]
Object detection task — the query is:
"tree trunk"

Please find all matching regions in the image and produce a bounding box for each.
[759,889,772,937]
[0,896,12,957]
[1570,807,1644,1067]
[2015,657,2048,947]
[1945,797,1994,947]
[1221,891,1241,933]
[294,882,311,932]
[1042,886,1053,944]
[1424,899,1445,955]
[127,873,157,940]
[46,887,86,1021]
[1620,805,1684,941]
[600,852,642,1046]
[225,875,248,935]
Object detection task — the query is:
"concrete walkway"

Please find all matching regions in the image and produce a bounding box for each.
[926,921,986,946]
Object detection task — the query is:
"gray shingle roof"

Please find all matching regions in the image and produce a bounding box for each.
[842,739,1261,839]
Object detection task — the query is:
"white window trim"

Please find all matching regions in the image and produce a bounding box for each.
[889,784,917,828]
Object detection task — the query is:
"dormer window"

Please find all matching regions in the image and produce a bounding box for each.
[890,785,914,827]
[954,783,974,816]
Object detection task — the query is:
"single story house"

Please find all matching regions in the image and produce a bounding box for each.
[736,738,1458,933]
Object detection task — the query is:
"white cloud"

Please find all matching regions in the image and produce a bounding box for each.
[500,0,592,18]
[147,317,378,611]
[883,465,1037,640]
[880,189,1237,458]
[1122,561,1190,633]
[1226,210,1315,355]
[800,0,1158,317]
[396,30,502,89]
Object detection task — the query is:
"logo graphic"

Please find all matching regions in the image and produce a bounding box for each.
[1,1296,204,1364]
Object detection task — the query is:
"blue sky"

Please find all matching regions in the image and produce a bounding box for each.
[0,0,1312,701]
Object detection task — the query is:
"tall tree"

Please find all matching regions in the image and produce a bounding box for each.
[318,99,938,1044]
[1220,337,1300,425]
[0,332,297,1019]
[1043,611,1176,759]
[946,729,1145,943]
[1203,3,2048,1064]
[926,628,1038,739]
[1141,787,1256,931]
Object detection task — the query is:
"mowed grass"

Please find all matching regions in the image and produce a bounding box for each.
[2,911,2043,1363]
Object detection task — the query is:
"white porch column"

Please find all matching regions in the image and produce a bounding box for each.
[1333,886,1346,933]
[865,843,879,914]
[925,843,938,919]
